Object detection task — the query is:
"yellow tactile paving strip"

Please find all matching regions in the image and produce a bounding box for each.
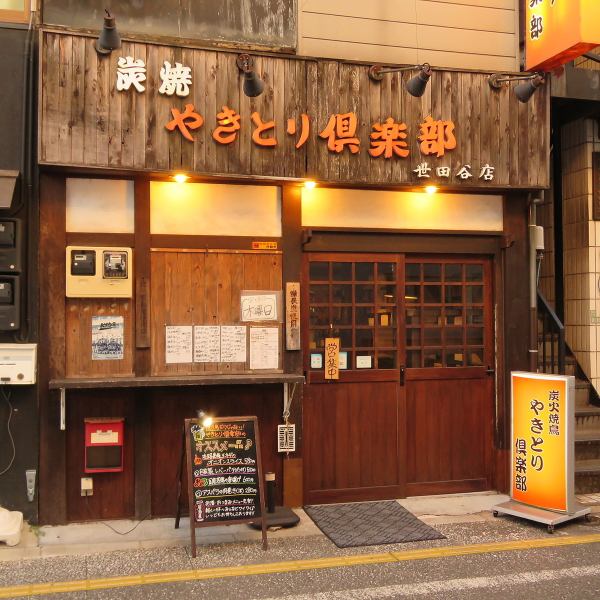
[1,533,600,598]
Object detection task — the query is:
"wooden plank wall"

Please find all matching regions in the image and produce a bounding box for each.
[150,250,283,375]
[299,0,519,72]
[39,31,550,189]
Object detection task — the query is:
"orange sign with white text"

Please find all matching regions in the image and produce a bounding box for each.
[526,0,600,72]
[511,373,572,513]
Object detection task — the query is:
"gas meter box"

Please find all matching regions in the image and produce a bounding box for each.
[66,247,133,298]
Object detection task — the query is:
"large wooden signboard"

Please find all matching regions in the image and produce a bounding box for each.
[39,31,550,189]
[184,416,267,556]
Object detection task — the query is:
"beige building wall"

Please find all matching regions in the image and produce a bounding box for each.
[298,0,520,72]
[561,118,600,391]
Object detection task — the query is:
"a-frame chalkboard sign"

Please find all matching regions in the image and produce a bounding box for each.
[176,416,268,557]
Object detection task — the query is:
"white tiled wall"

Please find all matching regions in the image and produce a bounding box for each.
[561,118,600,390]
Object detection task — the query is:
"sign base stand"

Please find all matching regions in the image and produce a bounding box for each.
[492,500,591,533]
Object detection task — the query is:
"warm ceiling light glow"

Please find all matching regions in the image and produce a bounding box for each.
[304,180,317,189]
[173,174,189,183]
[425,185,438,195]
[202,416,213,428]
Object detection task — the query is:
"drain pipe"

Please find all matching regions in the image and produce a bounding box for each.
[529,192,545,372]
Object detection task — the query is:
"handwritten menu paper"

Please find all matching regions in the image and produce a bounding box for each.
[165,325,193,364]
[241,293,278,322]
[249,327,279,370]
[220,326,247,363]
[193,326,220,363]
[189,419,262,524]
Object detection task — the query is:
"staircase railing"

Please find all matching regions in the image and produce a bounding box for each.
[537,291,565,375]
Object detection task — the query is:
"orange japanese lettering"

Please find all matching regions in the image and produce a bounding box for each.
[251,112,277,147]
[369,118,409,158]
[319,113,360,154]
[165,103,204,142]
[286,114,310,149]
[213,106,241,145]
[418,116,456,157]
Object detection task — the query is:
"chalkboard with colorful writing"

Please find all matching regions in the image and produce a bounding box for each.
[183,416,267,556]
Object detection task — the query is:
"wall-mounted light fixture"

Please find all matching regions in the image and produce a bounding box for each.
[488,72,545,103]
[368,63,432,98]
[95,9,121,55]
[236,54,264,98]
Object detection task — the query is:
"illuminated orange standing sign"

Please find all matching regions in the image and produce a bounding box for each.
[526,0,600,72]
[511,372,574,513]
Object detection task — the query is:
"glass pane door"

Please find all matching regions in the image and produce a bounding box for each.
[306,257,401,375]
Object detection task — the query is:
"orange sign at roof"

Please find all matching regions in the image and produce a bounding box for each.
[526,0,600,72]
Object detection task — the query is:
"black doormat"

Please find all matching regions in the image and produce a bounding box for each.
[304,500,446,548]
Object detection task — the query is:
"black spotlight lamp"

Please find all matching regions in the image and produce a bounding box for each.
[488,72,545,103]
[236,53,264,98]
[95,9,121,55]
[368,63,432,98]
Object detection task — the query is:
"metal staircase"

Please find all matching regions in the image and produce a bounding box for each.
[538,291,600,494]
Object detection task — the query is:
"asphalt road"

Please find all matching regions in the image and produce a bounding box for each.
[2,518,600,599]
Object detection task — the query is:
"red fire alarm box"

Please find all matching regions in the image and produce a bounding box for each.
[84,418,124,473]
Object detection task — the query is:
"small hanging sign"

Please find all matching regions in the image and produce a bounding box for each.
[277,424,296,453]
[324,337,340,380]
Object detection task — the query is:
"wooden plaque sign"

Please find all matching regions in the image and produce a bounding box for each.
[593,153,600,221]
[184,416,267,556]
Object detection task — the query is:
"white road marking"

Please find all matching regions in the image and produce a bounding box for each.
[262,564,600,599]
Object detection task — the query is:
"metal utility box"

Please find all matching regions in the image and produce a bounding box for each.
[0,219,22,273]
[0,344,37,384]
[84,418,125,473]
[66,247,133,298]
[0,276,19,330]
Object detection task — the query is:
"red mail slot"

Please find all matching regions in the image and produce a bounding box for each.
[84,418,124,473]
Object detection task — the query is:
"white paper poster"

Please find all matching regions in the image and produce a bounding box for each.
[92,316,124,360]
[220,326,247,363]
[249,327,279,370]
[193,326,221,363]
[241,293,278,322]
[165,325,193,364]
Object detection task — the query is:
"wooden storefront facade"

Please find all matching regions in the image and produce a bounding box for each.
[38,30,548,523]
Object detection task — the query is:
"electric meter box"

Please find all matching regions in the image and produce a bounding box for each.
[66,247,133,298]
[0,343,37,384]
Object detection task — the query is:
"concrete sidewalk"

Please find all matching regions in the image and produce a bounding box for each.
[0,492,513,561]
[1,491,599,563]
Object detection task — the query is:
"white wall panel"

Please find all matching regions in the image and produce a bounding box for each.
[150,183,281,237]
[302,188,503,232]
[66,178,134,233]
